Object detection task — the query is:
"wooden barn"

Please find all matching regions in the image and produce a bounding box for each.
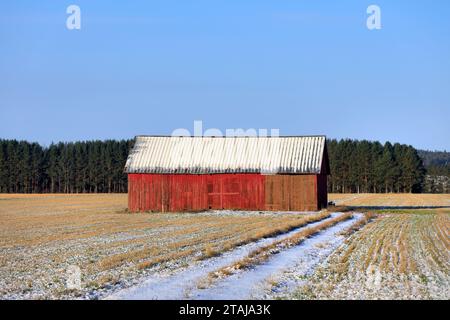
[125,136,330,212]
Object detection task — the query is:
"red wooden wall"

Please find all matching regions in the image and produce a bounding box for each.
[128,173,326,212]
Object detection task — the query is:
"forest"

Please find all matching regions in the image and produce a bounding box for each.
[0,138,448,194]
[0,139,133,193]
[328,139,423,193]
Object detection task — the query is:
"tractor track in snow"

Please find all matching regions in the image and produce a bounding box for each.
[107,212,363,300]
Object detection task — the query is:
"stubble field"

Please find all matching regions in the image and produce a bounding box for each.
[0,194,330,299]
[0,193,448,300]
[329,193,450,207]
[292,210,449,299]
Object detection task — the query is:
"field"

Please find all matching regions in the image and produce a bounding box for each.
[292,211,449,299]
[317,193,449,300]
[0,193,449,300]
[329,193,450,207]
[0,194,332,299]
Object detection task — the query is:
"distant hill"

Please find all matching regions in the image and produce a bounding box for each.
[418,150,450,167]
[418,150,450,193]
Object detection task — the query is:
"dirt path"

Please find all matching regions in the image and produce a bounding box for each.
[108,212,362,300]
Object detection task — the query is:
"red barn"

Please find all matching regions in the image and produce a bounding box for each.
[125,136,329,212]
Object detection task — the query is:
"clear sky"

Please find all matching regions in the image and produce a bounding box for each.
[1,1,449,150]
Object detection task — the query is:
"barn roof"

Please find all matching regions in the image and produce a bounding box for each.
[124,136,329,175]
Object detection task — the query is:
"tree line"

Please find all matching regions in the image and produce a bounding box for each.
[0,139,133,193]
[0,138,447,194]
[327,139,427,193]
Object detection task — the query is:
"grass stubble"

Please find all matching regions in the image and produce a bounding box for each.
[2,193,448,300]
[195,212,354,290]
[292,208,449,300]
[0,194,331,299]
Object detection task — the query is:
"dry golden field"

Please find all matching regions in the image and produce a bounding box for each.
[329,193,450,207]
[293,209,450,299]
[0,193,329,299]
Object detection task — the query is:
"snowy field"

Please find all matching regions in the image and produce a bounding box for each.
[1,194,448,300]
[293,211,449,299]
[0,194,331,299]
[108,212,361,299]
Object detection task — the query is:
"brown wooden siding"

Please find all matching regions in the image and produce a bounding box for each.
[264,175,319,211]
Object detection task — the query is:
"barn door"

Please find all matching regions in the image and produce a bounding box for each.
[207,174,242,209]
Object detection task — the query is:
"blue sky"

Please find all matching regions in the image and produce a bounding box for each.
[1,1,449,150]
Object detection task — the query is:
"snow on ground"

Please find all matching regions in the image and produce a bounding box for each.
[190,213,363,300]
[108,212,362,300]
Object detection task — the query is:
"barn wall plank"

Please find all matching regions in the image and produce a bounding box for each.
[128,173,323,212]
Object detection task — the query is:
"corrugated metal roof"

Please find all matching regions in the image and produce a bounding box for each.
[124,136,327,174]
